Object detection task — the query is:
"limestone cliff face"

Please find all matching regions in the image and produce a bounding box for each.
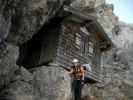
[72,0,105,7]
[0,0,71,45]
[0,0,72,100]
[0,0,133,100]
[94,2,133,100]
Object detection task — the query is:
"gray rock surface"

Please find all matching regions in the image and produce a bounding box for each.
[0,0,133,100]
[33,65,71,100]
[0,66,35,100]
[0,64,71,100]
[0,81,35,100]
[0,0,74,45]
[0,44,19,89]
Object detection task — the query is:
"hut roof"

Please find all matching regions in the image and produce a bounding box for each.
[63,5,113,51]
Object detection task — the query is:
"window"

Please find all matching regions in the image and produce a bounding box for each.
[87,41,94,57]
[75,33,82,49]
[73,27,94,57]
[80,27,90,35]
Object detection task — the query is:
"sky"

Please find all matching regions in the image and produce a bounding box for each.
[106,0,133,24]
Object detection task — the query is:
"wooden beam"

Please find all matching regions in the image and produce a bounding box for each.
[63,6,97,21]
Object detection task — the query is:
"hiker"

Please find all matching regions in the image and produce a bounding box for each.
[69,59,86,81]
[69,58,86,100]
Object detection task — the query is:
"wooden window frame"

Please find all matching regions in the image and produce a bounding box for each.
[88,41,94,57]
[75,33,82,50]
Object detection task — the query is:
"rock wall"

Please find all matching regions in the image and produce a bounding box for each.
[93,1,133,100]
[0,0,72,100]
[0,0,133,100]
[72,0,105,7]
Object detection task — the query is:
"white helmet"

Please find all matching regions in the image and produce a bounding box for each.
[72,58,79,66]
[72,58,79,63]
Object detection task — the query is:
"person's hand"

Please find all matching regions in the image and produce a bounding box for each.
[68,69,73,74]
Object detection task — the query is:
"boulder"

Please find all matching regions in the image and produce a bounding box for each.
[33,65,71,100]
[0,44,19,89]
[0,81,35,100]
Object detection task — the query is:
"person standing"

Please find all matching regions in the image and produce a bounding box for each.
[69,59,86,100]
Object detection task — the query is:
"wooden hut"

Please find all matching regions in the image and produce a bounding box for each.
[17,6,113,83]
